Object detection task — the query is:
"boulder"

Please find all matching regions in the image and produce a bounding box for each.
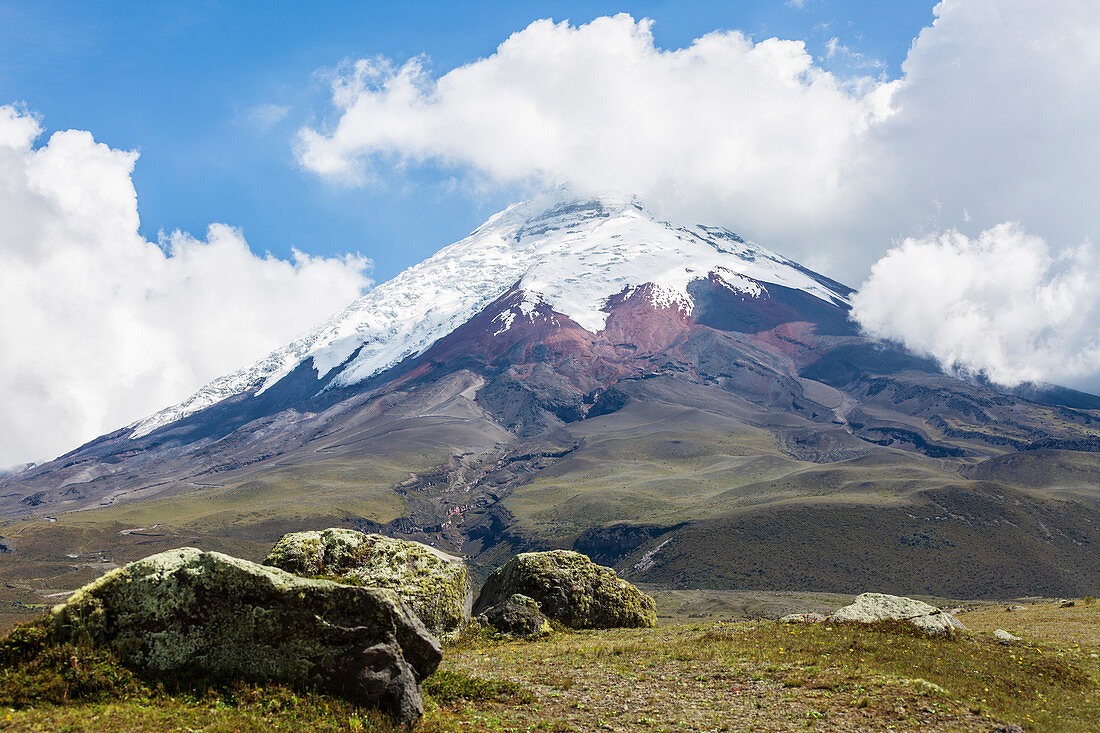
[264,528,471,636]
[473,550,657,629]
[828,593,967,636]
[50,547,441,727]
[477,594,552,638]
[994,629,1021,643]
[779,612,826,623]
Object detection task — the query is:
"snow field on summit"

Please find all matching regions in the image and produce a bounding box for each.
[133,192,849,437]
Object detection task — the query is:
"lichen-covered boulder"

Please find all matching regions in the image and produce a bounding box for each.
[50,547,442,727]
[828,593,967,636]
[478,594,552,638]
[473,550,657,629]
[264,528,471,637]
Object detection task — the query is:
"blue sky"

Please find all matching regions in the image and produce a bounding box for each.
[0,0,935,282]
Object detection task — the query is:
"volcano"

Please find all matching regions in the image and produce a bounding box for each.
[3,193,1098,597]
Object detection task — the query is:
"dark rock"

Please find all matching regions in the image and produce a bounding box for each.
[473,550,657,629]
[50,547,442,727]
[477,594,552,638]
[19,491,46,507]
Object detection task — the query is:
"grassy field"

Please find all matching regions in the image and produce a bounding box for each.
[1,600,1096,732]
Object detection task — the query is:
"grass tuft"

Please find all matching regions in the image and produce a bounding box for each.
[423,670,533,706]
[0,619,147,707]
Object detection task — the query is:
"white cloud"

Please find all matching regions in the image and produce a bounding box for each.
[851,224,1100,393]
[0,106,372,467]
[297,2,1100,391]
[865,0,1100,260]
[297,14,896,252]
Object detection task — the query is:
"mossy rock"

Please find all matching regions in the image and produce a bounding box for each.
[473,550,657,629]
[50,547,442,727]
[264,528,471,636]
[477,594,552,638]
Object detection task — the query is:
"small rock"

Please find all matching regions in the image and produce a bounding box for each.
[478,594,552,638]
[51,547,441,727]
[827,593,967,636]
[989,725,1024,733]
[993,629,1021,643]
[473,550,657,629]
[779,612,826,623]
[1006,605,1027,612]
[265,528,471,636]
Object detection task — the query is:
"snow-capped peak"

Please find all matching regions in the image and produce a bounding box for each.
[131,191,849,437]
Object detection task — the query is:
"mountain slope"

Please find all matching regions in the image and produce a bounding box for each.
[1,193,1098,601]
[132,192,850,437]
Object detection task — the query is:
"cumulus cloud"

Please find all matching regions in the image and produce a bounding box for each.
[297,1,1100,391]
[297,14,896,250]
[0,106,372,467]
[865,0,1100,256]
[851,225,1099,392]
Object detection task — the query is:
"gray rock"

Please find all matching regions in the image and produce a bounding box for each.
[474,550,657,629]
[989,725,1025,733]
[779,612,826,623]
[478,594,552,638]
[828,593,967,636]
[994,629,1021,643]
[264,528,471,636]
[51,547,442,727]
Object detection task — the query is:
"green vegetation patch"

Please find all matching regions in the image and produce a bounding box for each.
[422,670,533,706]
[0,619,146,707]
[689,618,1096,731]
